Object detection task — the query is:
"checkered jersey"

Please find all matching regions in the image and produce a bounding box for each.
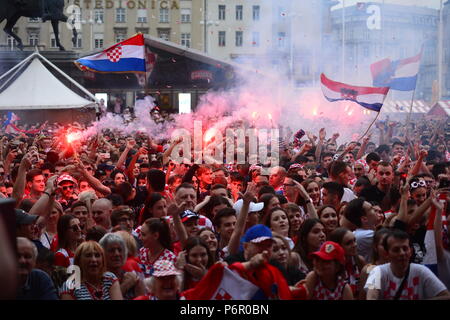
[138,248,176,278]
[312,276,347,300]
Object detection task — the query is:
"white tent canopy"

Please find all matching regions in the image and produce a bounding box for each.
[0,52,96,110]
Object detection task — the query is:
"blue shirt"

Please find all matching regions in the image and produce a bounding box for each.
[17,269,58,300]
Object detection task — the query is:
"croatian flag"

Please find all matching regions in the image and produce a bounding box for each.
[3,112,20,127]
[424,205,439,276]
[320,73,390,112]
[75,34,146,73]
[182,263,260,300]
[370,50,422,91]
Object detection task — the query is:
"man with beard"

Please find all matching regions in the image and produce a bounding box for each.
[359,162,394,211]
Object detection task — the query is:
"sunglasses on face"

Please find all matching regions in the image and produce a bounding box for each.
[43,173,50,177]
[62,185,74,191]
[410,180,426,189]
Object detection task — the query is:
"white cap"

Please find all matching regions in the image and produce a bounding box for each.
[233,199,264,216]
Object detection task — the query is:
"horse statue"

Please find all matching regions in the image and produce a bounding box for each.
[0,0,77,51]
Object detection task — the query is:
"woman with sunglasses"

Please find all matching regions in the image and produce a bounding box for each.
[60,241,123,300]
[54,214,84,267]
[409,177,428,206]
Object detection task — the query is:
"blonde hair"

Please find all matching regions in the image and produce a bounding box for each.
[115,230,138,257]
[74,241,106,278]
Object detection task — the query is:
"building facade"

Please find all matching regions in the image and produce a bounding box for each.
[328,2,443,101]
[0,0,205,53]
[443,0,450,99]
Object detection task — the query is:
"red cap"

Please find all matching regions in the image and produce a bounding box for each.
[310,241,346,265]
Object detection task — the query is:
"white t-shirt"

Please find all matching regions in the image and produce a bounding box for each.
[354,228,374,263]
[341,187,357,203]
[364,263,447,300]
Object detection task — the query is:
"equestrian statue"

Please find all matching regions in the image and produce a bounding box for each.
[0,0,77,51]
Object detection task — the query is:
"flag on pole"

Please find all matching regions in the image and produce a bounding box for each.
[75,34,146,73]
[370,50,422,91]
[2,111,20,127]
[320,73,390,112]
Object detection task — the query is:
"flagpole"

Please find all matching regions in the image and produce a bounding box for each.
[358,110,381,142]
[405,86,417,127]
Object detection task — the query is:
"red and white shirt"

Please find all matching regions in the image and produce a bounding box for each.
[365,263,447,300]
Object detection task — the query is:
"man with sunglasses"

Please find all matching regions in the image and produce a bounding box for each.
[56,174,78,211]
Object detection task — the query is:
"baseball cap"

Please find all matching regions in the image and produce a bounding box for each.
[233,199,264,217]
[152,260,180,277]
[16,209,39,226]
[310,241,346,265]
[288,163,304,171]
[180,210,199,223]
[243,224,273,243]
[57,174,77,186]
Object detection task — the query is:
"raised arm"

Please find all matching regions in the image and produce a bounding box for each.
[116,138,135,171]
[228,189,254,256]
[432,195,445,262]
[75,161,111,196]
[315,128,326,163]
[29,175,58,218]
[293,180,318,219]
[163,137,183,166]
[12,152,32,206]
[168,202,189,248]
[356,134,371,160]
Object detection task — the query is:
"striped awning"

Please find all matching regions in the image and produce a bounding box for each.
[381,100,430,114]
[435,101,450,116]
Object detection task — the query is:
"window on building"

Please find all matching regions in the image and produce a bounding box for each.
[158,29,170,41]
[236,5,243,20]
[137,9,147,23]
[94,9,104,23]
[181,33,191,48]
[73,35,82,48]
[115,33,127,43]
[218,5,226,20]
[361,46,368,58]
[160,8,169,23]
[50,34,57,48]
[235,31,243,47]
[252,32,260,47]
[181,8,191,23]
[277,32,286,48]
[94,34,103,48]
[116,8,126,23]
[218,31,226,47]
[7,35,17,50]
[29,33,39,46]
[253,6,260,21]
